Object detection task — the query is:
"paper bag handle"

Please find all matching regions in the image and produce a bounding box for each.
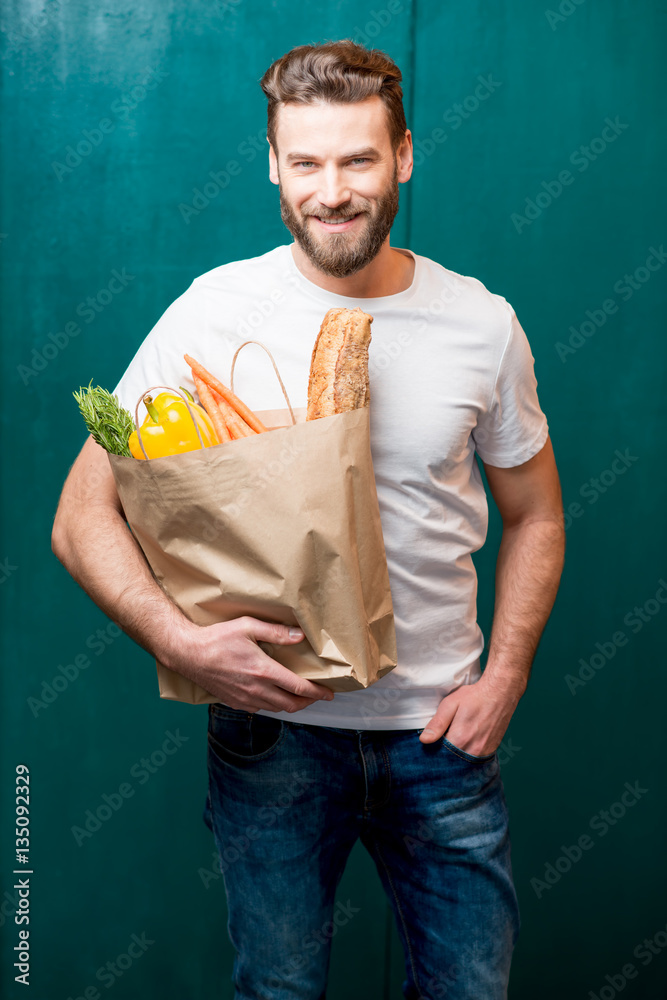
[133,385,206,461]
[230,340,297,427]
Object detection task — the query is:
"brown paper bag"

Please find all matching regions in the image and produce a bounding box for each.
[107,345,397,703]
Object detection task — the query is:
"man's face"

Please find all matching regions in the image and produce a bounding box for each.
[268,97,411,278]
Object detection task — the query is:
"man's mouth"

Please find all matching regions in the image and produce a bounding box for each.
[312,213,362,231]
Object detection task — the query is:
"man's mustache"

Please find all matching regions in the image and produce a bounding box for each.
[303,207,367,219]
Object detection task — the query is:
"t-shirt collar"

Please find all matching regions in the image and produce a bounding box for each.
[282,242,421,307]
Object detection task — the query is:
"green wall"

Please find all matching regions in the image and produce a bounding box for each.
[2,2,666,997]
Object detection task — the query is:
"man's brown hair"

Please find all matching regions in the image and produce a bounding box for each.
[260,39,408,155]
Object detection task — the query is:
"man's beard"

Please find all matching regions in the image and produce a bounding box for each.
[278,166,399,278]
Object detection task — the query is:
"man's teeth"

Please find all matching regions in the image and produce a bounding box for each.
[319,215,356,224]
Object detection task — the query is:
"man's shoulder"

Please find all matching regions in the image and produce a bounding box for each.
[188,243,290,292]
[415,254,514,340]
[414,250,514,328]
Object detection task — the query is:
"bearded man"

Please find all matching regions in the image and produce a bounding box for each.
[53,39,565,1000]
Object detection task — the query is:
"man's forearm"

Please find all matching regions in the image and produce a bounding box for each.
[52,503,194,663]
[482,518,565,697]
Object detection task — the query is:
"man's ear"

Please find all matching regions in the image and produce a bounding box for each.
[268,141,279,186]
[397,129,413,184]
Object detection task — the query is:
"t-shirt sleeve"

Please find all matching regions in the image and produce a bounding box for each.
[471,306,549,467]
[111,287,202,417]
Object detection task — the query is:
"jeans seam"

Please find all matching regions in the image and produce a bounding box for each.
[379,744,392,809]
[373,840,422,995]
[359,734,370,814]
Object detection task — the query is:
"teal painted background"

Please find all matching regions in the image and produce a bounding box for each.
[2,1,666,997]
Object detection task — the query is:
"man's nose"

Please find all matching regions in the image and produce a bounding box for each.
[317,167,351,209]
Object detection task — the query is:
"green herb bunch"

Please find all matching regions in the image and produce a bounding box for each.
[73,381,135,457]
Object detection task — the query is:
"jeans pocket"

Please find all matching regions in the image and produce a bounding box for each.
[432,733,497,765]
[208,704,285,764]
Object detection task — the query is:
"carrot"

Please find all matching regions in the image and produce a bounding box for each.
[192,374,231,443]
[184,354,267,433]
[212,389,256,439]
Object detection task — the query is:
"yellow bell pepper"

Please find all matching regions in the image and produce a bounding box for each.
[128,391,219,460]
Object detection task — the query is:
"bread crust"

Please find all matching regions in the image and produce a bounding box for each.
[307,307,373,420]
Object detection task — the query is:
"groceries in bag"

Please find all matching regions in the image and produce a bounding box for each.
[72,306,397,699]
[74,306,374,457]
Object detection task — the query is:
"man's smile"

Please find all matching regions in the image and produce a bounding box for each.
[310,212,363,232]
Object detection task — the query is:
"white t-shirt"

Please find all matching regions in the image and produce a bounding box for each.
[112,242,549,730]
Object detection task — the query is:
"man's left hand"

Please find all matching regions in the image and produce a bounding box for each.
[418,672,523,755]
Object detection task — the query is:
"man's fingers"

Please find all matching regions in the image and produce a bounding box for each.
[420,702,457,742]
[211,617,334,709]
[258,655,334,704]
[241,686,323,714]
[419,723,443,743]
[265,688,330,713]
[247,628,334,704]
[242,617,334,702]
[242,616,305,645]
[242,666,333,712]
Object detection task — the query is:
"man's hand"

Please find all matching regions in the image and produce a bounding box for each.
[419,672,522,753]
[163,616,335,715]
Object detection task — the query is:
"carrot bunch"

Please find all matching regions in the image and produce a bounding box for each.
[184,354,267,443]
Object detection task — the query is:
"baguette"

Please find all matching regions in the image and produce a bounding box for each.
[306,307,373,421]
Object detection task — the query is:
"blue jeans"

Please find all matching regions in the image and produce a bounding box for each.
[203,704,520,1000]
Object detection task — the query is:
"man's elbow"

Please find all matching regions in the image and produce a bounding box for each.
[531,516,566,553]
[51,501,72,567]
[537,517,566,578]
[51,436,122,567]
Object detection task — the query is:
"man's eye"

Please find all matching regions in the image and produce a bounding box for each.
[293,158,369,168]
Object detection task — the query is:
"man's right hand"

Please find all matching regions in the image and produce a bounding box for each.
[162,615,335,714]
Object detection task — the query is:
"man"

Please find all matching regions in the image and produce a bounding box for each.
[52,39,565,1000]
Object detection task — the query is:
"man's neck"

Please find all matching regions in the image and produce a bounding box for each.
[290,240,415,298]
